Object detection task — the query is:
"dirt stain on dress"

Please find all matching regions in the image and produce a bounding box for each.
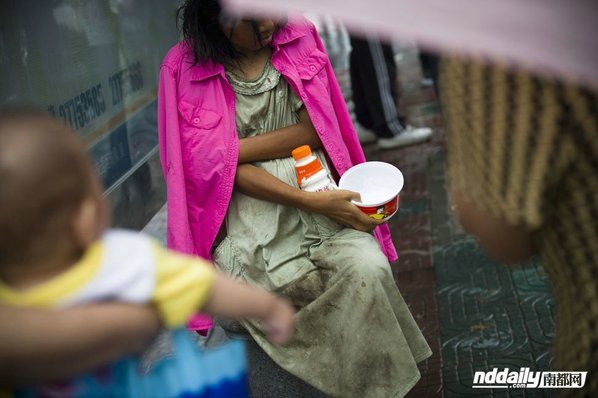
[277,268,334,309]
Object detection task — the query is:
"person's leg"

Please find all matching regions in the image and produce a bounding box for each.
[378,41,410,131]
[351,37,433,148]
[350,36,403,138]
[311,229,431,358]
[239,228,431,397]
[349,35,375,131]
[420,50,440,97]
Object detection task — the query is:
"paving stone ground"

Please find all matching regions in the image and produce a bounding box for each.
[362,52,558,397]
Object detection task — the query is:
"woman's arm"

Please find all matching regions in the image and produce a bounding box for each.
[0,304,160,385]
[235,106,379,230]
[235,163,382,232]
[238,108,321,163]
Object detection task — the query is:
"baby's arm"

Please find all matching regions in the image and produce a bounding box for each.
[0,304,160,385]
[203,276,294,344]
[151,244,293,344]
[238,108,321,164]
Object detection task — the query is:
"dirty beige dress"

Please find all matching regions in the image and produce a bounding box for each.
[214,60,431,398]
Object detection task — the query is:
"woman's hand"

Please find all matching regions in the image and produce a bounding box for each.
[302,189,384,232]
[450,189,536,263]
[234,165,383,232]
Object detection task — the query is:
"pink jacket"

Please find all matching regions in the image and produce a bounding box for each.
[158,16,397,330]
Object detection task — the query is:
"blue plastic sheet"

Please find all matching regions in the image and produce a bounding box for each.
[16,329,249,398]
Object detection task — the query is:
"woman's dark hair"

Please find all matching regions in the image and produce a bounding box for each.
[177,0,265,66]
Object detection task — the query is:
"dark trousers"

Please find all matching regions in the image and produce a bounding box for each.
[420,51,440,98]
[349,36,405,138]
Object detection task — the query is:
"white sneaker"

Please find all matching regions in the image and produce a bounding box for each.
[420,77,435,88]
[355,124,378,144]
[377,126,433,149]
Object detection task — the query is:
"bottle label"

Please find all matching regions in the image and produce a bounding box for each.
[302,178,337,193]
[313,184,335,193]
[295,159,324,186]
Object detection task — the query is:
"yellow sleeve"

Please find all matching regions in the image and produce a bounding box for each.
[151,243,217,327]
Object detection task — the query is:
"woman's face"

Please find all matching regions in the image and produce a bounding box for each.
[221,18,277,53]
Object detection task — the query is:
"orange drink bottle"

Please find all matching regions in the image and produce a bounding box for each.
[291,145,337,192]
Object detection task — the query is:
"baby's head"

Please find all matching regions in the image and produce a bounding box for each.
[0,108,107,270]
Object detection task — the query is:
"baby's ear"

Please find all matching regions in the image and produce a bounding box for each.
[71,197,101,249]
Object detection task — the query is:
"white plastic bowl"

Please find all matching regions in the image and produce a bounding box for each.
[338,161,404,220]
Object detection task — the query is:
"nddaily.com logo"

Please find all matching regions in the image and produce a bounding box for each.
[473,368,587,389]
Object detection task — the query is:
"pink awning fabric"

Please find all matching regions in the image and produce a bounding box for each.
[224,0,598,87]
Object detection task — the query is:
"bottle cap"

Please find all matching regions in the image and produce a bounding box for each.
[292,145,312,161]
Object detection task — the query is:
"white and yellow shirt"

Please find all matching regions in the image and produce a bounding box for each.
[0,229,217,327]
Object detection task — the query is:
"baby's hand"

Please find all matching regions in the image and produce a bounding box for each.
[263,298,295,345]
